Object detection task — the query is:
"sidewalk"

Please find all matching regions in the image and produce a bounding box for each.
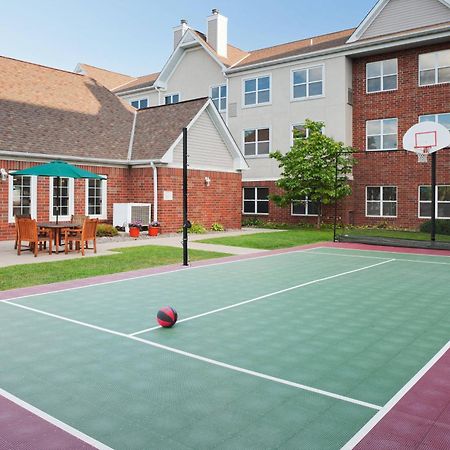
[0,228,279,268]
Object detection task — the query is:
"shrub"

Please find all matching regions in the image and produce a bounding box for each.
[419,219,450,235]
[189,222,207,234]
[242,217,265,227]
[210,223,224,231]
[96,224,119,237]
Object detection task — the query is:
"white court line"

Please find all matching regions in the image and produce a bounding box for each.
[1,299,382,412]
[130,259,395,336]
[342,340,450,449]
[0,387,112,450]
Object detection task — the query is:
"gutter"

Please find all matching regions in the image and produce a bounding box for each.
[150,161,158,222]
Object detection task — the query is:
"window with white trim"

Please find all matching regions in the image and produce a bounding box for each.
[419,113,450,131]
[8,173,37,223]
[49,177,74,221]
[130,98,148,109]
[366,118,398,151]
[244,128,270,156]
[419,185,450,219]
[366,59,398,93]
[291,198,319,216]
[243,187,269,215]
[419,50,450,86]
[243,76,270,106]
[292,66,323,99]
[165,93,180,105]
[86,177,107,219]
[211,84,227,112]
[366,186,397,217]
[292,124,309,143]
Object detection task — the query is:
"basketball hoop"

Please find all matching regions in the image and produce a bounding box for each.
[415,147,429,163]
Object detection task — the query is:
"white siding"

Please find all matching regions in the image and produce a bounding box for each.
[361,0,450,40]
[172,110,235,171]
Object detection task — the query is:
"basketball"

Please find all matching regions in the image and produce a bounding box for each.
[156,306,178,328]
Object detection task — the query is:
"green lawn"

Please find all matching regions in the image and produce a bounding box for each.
[0,246,227,291]
[343,228,450,242]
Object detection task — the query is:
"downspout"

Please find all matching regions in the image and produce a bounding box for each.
[150,161,158,222]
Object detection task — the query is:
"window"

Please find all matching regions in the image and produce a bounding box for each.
[419,113,450,131]
[130,98,148,109]
[291,198,320,216]
[8,173,37,222]
[243,187,269,214]
[366,118,398,150]
[419,185,450,219]
[243,76,270,106]
[86,177,107,219]
[419,50,450,86]
[244,128,270,156]
[366,186,397,217]
[366,59,398,93]
[211,84,227,112]
[49,177,74,221]
[292,124,309,143]
[165,93,180,105]
[292,66,323,100]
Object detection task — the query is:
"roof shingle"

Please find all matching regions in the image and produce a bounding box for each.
[78,63,135,90]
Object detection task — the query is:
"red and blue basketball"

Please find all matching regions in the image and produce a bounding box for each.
[157,306,178,328]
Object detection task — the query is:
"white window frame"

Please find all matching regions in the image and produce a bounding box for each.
[130,97,149,109]
[365,186,397,218]
[210,84,227,113]
[49,177,74,222]
[243,127,271,158]
[366,118,398,151]
[419,112,450,132]
[366,59,398,94]
[242,187,269,215]
[242,74,272,108]
[85,176,107,219]
[419,50,450,87]
[418,185,450,219]
[8,172,38,223]
[291,198,319,216]
[164,93,181,105]
[291,65,325,101]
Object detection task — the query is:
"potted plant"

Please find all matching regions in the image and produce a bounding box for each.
[149,221,160,237]
[128,220,142,238]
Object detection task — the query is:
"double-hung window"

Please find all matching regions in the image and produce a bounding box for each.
[130,98,148,109]
[366,118,398,151]
[50,177,74,221]
[211,84,227,112]
[292,66,323,100]
[419,50,450,86]
[366,59,398,93]
[243,76,270,106]
[243,187,269,215]
[165,93,180,105]
[86,177,107,219]
[366,186,397,217]
[291,197,319,216]
[419,113,450,131]
[419,185,450,219]
[8,173,37,222]
[244,128,270,156]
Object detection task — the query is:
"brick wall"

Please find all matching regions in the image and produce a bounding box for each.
[352,42,450,228]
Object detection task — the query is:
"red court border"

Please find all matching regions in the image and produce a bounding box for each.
[1,241,450,449]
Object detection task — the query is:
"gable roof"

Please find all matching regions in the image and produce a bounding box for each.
[113,72,160,94]
[76,63,135,90]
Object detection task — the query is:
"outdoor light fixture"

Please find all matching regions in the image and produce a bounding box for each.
[204,176,211,187]
[0,168,8,181]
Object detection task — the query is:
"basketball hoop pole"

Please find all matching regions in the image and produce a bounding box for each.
[182,127,189,266]
[431,151,437,242]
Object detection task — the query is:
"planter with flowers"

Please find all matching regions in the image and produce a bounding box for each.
[149,221,161,237]
[128,220,142,239]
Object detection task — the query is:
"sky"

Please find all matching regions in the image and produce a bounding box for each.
[0,0,376,76]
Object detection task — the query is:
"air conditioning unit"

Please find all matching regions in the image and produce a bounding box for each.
[113,203,152,231]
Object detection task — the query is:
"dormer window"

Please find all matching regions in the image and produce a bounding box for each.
[130,98,148,109]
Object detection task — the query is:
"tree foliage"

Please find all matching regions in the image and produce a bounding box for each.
[270,119,356,226]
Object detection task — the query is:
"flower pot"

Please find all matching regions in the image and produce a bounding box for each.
[149,226,160,237]
[129,227,140,238]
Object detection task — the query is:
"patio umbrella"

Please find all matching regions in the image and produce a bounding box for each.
[13,160,105,224]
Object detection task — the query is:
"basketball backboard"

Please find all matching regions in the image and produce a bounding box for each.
[403,122,450,155]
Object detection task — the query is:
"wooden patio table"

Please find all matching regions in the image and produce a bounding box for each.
[38,222,81,254]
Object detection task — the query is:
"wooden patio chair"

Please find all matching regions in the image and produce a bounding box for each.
[64,218,98,256]
[17,218,53,257]
[14,214,31,250]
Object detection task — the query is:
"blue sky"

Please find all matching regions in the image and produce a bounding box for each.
[1,0,376,76]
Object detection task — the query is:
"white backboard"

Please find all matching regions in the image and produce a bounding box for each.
[403,122,450,155]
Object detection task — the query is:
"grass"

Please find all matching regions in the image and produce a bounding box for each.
[344,228,450,242]
[0,246,228,291]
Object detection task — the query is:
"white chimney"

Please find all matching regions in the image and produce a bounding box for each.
[207,9,228,58]
[173,19,189,49]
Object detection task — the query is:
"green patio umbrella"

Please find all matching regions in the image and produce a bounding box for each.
[13,160,105,224]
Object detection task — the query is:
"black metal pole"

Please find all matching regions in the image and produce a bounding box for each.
[182,127,189,266]
[431,152,436,242]
[333,153,339,242]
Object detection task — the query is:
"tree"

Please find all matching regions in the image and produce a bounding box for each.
[270,119,356,228]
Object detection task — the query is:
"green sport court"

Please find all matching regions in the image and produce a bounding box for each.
[0,243,449,449]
